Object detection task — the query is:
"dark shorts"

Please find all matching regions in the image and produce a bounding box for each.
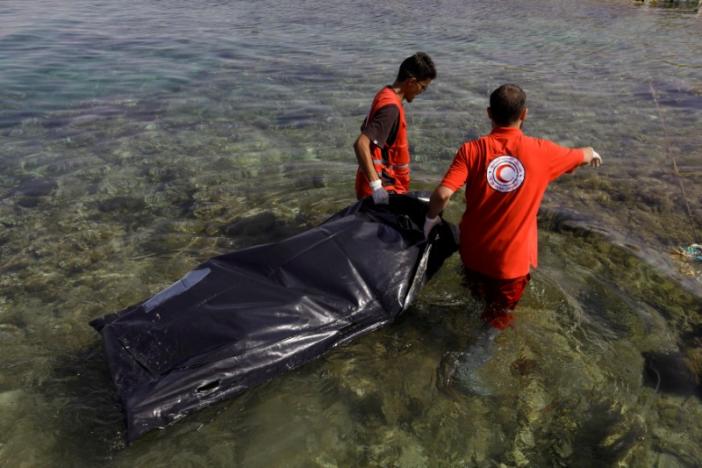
[462,268,531,330]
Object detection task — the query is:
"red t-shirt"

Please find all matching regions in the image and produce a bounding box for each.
[440,127,584,279]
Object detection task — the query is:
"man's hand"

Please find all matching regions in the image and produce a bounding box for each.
[370,179,389,205]
[423,215,441,239]
[582,147,603,167]
[591,150,602,167]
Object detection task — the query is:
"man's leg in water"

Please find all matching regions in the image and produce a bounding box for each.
[471,270,531,331]
[437,269,530,395]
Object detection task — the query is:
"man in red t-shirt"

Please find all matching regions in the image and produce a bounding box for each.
[425,83,602,333]
[426,84,602,394]
[354,52,436,204]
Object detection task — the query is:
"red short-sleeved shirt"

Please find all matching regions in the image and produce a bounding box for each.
[440,127,584,279]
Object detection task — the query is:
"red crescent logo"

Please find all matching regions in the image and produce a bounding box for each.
[486,156,525,192]
[496,164,514,183]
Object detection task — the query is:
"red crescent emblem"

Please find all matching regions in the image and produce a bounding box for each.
[486,156,525,192]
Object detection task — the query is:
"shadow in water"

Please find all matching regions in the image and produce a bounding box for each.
[37,344,127,460]
[221,210,311,247]
[643,351,702,398]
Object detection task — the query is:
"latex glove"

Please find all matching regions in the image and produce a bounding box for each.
[591,150,603,167]
[370,179,389,205]
[423,215,441,239]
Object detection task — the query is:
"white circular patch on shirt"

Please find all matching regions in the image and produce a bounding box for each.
[486,156,525,192]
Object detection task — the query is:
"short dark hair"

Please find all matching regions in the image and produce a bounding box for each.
[489,84,526,126]
[396,52,436,82]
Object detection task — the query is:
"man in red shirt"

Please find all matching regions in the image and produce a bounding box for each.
[425,83,601,336]
[354,52,436,204]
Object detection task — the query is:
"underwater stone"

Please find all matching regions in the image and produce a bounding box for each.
[0,324,23,342]
[16,197,40,208]
[97,196,147,213]
[634,0,699,7]
[642,351,701,397]
[221,211,303,243]
[368,428,428,467]
[517,428,536,449]
[554,438,574,458]
[520,381,549,425]
[380,391,405,426]
[6,178,57,201]
[651,452,686,468]
[223,211,278,236]
[657,401,685,427]
[0,389,22,412]
[512,447,529,467]
[312,174,326,188]
[650,424,701,466]
[596,415,647,464]
[510,356,539,377]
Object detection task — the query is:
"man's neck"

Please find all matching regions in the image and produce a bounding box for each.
[390,81,405,101]
[491,121,522,130]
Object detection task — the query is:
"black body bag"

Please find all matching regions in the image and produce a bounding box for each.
[90,194,458,442]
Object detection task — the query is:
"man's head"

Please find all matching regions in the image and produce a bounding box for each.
[488,84,527,127]
[396,52,436,102]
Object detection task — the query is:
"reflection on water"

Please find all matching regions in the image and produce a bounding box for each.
[0,0,701,465]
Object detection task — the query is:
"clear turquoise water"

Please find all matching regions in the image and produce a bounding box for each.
[1,0,701,466]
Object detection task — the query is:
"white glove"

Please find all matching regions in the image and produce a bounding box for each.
[370,179,389,205]
[591,150,602,167]
[423,215,441,239]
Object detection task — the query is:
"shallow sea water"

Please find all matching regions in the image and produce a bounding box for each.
[1,0,701,466]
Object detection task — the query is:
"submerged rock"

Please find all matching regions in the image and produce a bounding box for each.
[539,398,647,466]
[642,351,701,397]
[16,197,40,208]
[634,0,700,9]
[9,178,57,198]
[222,211,304,244]
[436,328,501,397]
[595,415,647,465]
[367,427,428,467]
[4,178,58,209]
[96,196,147,213]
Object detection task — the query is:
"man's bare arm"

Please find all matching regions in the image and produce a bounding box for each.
[427,185,455,219]
[353,133,381,184]
[423,185,455,238]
